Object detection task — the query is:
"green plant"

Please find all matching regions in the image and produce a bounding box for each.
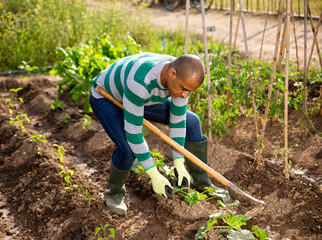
[59,167,78,193]
[51,97,65,110]
[9,87,23,102]
[51,144,65,163]
[273,147,292,179]
[9,113,30,132]
[59,114,76,123]
[78,181,92,208]
[30,134,47,157]
[131,150,174,178]
[53,35,141,112]
[150,149,174,178]
[196,200,269,239]
[83,114,95,130]
[5,98,13,114]
[95,224,115,240]
[174,187,215,206]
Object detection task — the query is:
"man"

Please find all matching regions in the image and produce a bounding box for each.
[90,53,227,216]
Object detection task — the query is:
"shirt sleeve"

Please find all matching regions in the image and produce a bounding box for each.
[123,80,154,170]
[169,97,188,160]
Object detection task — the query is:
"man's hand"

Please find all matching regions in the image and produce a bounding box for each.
[146,166,173,199]
[174,157,191,188]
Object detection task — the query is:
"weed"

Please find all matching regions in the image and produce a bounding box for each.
[95,224,115,240]
[9,113,29,132]
[196,200,269,239]
[30,134,47,157]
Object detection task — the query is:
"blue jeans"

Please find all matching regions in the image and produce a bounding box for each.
[89,94,203,171]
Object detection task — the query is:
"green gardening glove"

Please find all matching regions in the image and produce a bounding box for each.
[146,166,173,199]
[173,157,191,188]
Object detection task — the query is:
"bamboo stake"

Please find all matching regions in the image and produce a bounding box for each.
[320,87,322,116]
[259,0,270,60]
[234,12,241,49]
[284,0,291,180]
[277,16,287,71]
[307,8,322,69]
[227,0,233,109]
[238,0,259,137]
[184,0,190,54]
[304,0,308,132]
[307,14,321,70]
[275,9,289,107]
[200,0,212,141]
[291,4,300,71]
[257,0,285,165]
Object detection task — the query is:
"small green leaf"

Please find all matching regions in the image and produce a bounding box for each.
[95,227,101,236]
[252,225,269,240]
[109,228,116,238]
[247,107,253,116]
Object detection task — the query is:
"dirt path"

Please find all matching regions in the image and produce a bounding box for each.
[146,4,321,70]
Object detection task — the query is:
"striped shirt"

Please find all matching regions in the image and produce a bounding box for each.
[91,53,188,170]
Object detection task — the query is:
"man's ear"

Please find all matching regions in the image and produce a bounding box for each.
[169,68,177,79]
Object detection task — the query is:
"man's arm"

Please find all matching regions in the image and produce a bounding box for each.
[123,85,154,170]
[169,97,188,158]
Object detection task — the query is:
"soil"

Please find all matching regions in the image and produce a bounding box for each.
[0,74,321,240]
[145,4,322,70]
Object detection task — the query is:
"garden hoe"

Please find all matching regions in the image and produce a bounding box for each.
[95,85,267,216]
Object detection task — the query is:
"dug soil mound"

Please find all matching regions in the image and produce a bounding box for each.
[0,75,321,239]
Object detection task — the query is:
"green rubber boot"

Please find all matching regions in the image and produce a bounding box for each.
[185,136,231,202]
[104,162,130,216]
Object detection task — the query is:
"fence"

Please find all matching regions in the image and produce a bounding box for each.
[212,0,321,17]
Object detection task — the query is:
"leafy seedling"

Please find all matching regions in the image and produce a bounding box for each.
[51,144,65,163]
[9,114,30,132]
[59,115,76,123]
[9,88,23,102]
[83,114,96,130]
[30,134,47,157]
[51,97,65,110]
[95,224,115,240]
[151,149,175,178]
[59,167,78,193]
[78,181,92,207]
[196,200,269,240]
[175,187,211,206]
[5,98,13,114]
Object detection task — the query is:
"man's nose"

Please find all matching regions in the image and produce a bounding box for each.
[182,91,189,98]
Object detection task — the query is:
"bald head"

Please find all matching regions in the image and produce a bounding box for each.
[170,54,205,84]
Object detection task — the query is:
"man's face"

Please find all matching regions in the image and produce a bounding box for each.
[168,73,201,98]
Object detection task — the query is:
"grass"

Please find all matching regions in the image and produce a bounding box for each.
[0,0,158,71]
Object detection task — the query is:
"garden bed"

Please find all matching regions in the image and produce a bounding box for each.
[0,75,321,239]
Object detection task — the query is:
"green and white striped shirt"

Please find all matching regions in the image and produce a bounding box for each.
[91,53,188,169]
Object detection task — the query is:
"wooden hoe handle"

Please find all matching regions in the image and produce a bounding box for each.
[95,85,231,187]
